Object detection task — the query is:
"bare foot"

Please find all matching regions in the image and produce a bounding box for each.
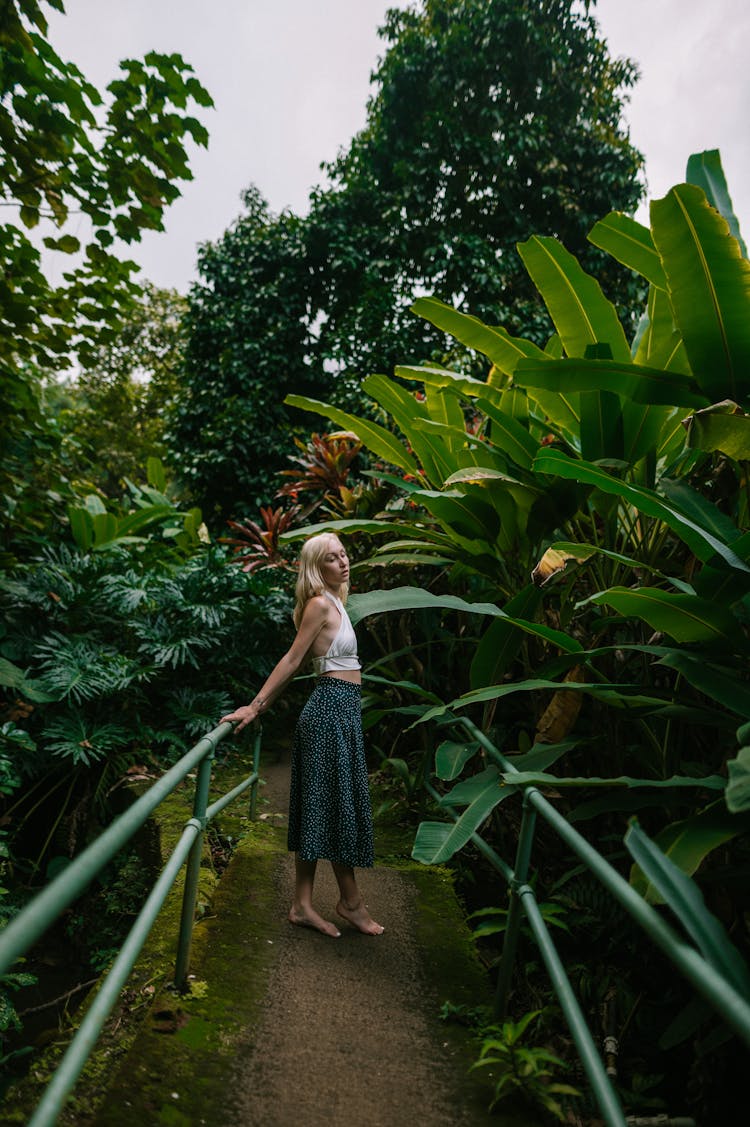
[288,905,341,938]
[336,898,384,936]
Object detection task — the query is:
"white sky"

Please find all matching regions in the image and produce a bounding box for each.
[44,0,750,294]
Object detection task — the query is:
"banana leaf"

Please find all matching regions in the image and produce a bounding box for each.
[590,586,745,647]
[683,401,750,461]
[470,584,543,689]
[284,393,419,475]
[410,296,547,374]
[588,211,667,290]
[517,235,631,362]
[435,739,481,780]
[280,518,413,542]
[363,373,451,487]
[625,817,750,999]
[346,587,582,654]
[416,679,672,728]
[534,449,750,571]
[686,149,748,258]
[502,772,724,790]
[659,477,743,544]
[514,356,704,408]
[650,184,750,403]
[653,650,750,718]
[440,764,504,806]
[412,771,509,864]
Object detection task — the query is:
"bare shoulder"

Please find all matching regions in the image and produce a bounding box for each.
[301,594,330,622]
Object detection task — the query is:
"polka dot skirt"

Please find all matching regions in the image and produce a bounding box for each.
[287,678,375,868]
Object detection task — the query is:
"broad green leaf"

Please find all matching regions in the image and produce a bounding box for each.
[686,149,748,258]
[650,184,750,402]
[533,449,750,571]
[440,764,503,806]
[67,506,93,552]
[413,488,499,543]
[634,286,685,369]
[659,477,742,544]
[517,236,631,362]
[654,651,750,718]
[363,374,449,487]
[410,296,547,374]
[474,396,539,469]
[396,364,494,403]
[587,211,667,289]
[411,772,507,864]
[579,387,623,462]
[284,394,419,476]
[347,587,582,654]
[470,584,543,690]
[146,456,167,492]
[591,586,744,646]
[435,740,480,781]
[116,504,176,538]
[281,518,411,543]
[425,381,465,444]
[416,679,669,728]
[726,747,750,813]
[510,738,581,772]
[514,357,705,408]
[501,772,724,791]
[625,817,750,998]
[683,401,750,461]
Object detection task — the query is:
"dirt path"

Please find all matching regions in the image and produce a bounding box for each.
[217,749,498,1127]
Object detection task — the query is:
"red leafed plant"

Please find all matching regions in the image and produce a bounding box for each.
[276,431,363,516]
[220,504,301,572]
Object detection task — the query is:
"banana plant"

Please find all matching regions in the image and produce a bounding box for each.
[286,151,750,886]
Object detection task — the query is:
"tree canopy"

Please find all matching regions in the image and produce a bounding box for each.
[168,0,645,518]
[0,0,213,370]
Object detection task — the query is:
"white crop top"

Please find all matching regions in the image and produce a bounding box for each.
[312,591,361,675]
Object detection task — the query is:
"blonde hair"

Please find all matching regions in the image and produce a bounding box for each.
[293,532,349,627]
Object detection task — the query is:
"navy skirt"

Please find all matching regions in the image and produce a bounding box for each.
[287,678,374,868]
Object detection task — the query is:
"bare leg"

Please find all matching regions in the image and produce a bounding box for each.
[331,862,384,935]
[289,856,341,937]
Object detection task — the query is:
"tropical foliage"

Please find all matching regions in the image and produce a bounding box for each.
[283,150,750,1114]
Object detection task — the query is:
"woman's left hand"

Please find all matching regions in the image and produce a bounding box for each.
[220,703,260,733]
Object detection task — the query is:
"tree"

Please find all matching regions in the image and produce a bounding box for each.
[0,0,213,371]
[165,187,332,519]
[308,0,645,376]
[168,0,645,518]
[55,284,189,498]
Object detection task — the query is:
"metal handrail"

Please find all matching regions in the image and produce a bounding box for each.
[422,716,750,1127]
[0,721,262,1127]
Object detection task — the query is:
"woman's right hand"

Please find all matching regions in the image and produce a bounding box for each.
[220,703,260,733]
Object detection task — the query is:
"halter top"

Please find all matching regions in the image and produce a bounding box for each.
[312,591,361,675]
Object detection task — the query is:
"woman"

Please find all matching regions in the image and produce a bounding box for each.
[221,533,383,938]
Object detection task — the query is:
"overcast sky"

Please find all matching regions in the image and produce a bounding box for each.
[44,0,750,294]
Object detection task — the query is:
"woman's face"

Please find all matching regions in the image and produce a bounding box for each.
[319,537,349,590]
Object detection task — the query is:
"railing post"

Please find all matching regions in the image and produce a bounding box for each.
[174,744,215,990]
[249,722,262,820]
[494,790,538,1019]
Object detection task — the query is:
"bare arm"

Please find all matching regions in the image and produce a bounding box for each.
[220,597,328,733]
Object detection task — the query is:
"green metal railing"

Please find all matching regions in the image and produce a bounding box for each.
[0,721,261,1127]
[425,717,750,1127]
